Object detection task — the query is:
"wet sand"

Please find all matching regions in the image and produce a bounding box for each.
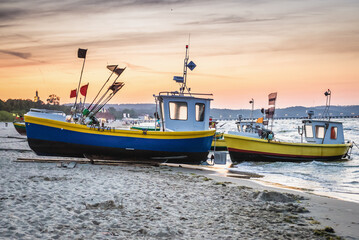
[1,122,358,239]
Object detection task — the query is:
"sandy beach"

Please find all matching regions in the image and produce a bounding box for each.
[1,122,359,239]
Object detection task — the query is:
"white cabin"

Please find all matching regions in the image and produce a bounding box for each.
[302,119,345,144]
[155,92,212,131]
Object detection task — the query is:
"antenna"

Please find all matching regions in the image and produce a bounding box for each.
[173,43,197,95]
[322,89,331,119]
[249,98,254,122]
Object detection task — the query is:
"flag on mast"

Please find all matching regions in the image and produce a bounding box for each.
[78,48,87,59]
[268,92,277,105]
[108,82,125,92]
[80,83,89,96]
[70,89,77,98]
[107,65,126,76]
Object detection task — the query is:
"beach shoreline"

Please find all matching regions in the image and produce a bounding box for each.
[174,165,359,239]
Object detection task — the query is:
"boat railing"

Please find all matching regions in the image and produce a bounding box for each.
[158,91,213,97]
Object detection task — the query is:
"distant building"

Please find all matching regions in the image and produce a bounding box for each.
[96,112,115,121]
[138,114,151,121]
[34,90,40,102]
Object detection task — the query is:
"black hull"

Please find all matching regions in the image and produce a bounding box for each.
[228,150,346,163]
[210,146,227,151]
[28,138,209,164]
[14,125,27,136]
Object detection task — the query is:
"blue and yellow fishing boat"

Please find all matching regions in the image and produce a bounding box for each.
[25,46,215,164]
[25,112,214,163]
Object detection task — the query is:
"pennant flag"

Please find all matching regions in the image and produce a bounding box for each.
[107,65,118,72]
[108,82,125,92]
[106,65,126,76]
[114,68,125,76]
[80,83,89,97]
[268,92,277,105]
[78,48,87,58]
[187,61,196,71]
[70,89,77,98]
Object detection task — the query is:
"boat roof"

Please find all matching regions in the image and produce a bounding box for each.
[156,91,213,101]
[302,119,343,125]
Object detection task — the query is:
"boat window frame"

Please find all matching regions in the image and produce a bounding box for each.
[305,125,314,138]
[330,126,338,140]
[168,101,188,121]
[195,103,205,122]
[159,98,165,131]
[315,125,325,139]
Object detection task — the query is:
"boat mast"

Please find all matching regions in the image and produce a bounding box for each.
[181,45,190,95]
[173,43,196,95]
[72,48,87,117]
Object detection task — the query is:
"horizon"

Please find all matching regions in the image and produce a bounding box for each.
[2,97,359,111]
[1,0,359,108]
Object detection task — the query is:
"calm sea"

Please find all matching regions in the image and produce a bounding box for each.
[220,118,359,203]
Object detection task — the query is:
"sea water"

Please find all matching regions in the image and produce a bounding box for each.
[219,118,359,203]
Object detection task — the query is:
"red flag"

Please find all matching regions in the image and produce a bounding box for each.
[268,92,277,105]
[80,83,89,96]
[70,89,77,98]
[265,107,275,119]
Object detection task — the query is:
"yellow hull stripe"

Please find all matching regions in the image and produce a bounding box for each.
[25,115,215,140]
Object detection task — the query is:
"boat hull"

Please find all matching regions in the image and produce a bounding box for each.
[224,133,352,162]
[25,115,215,164]
[13,122,27,136]
[211,138,227,151]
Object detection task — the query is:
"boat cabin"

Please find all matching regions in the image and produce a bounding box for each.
[235,121,266,138]
[302,119,345,144]
[26,108,66,121]
[155,92,212,131]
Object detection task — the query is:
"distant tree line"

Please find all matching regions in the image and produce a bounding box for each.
[0,99,72,121]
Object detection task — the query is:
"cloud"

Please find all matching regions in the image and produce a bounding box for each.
[184,15,281,26]
[0,50,32,59]
[0,8,25,21]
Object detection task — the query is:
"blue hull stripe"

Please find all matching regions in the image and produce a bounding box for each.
[27,123,213,153]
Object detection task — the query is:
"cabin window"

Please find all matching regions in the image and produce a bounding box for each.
[169,101,187,120]
[330,127,337,139]
[195,103,205,121]
[305,125,313,138]
[315,126,325,139]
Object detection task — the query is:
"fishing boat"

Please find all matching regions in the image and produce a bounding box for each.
[25,47,215,164]
[13,121,27,136]
[210,132,227,151]
[224,90,353,162]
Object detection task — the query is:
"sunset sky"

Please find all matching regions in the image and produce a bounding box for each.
[1,0,359,109]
